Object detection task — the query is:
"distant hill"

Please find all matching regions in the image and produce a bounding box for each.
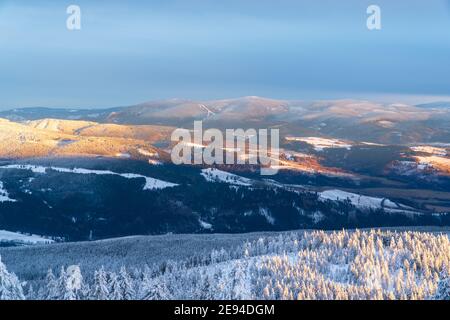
[416,102,450,109]
[0,106,122,122]
[2,96,450,144]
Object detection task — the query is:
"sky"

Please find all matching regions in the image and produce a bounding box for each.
[1,0,450,109]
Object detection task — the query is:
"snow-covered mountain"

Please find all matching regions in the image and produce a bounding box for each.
[2,97,450,144]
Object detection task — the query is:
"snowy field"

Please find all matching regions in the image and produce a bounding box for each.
[201,168,253,186]
[285,137,352,151]
[0,230,54,246]
[0,164,178,191]
[318,189,417,214]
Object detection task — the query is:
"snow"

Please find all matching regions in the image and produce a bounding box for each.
[143,177,178,190]
[50,167,113,175]
[415,156,450,170]
[182,142,207,149]
[310,211,325,224]
[391,160,432,176]
[1,164,47,174]
[199,104,216,117]
[0,230,54,245]
[389,156,450,177]
[115,153,131,158]
[319,189,414,213]
[148,159,163,166]
[411,146,447,156]
[198,219,213,230]
[285,137,352,151]
[258,207,275,225]
[320,189,383,209]
[201,168,252,186]
[1,228,449,300]
[0,165,178,191]
[138,148,159,158]
[0,181,15,203]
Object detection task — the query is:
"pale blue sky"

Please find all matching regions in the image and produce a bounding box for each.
[1,0,450,109]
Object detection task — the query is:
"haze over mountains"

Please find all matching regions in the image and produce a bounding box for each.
[2,96,450,144]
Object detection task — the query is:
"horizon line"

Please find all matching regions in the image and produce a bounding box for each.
[2,93,450,111]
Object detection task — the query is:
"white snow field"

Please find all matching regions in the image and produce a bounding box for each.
[201,168,253,186]
[319,189,416,213]
[0,230,54,245]
[285,137,352,151]
[0,164,178,191]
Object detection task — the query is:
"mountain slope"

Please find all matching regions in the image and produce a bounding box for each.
[0,118,165,161]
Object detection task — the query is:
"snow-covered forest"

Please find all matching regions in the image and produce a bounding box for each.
[1,229,449,300]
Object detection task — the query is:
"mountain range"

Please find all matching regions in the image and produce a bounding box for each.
[2,96,450,144]
[0,97,449,243]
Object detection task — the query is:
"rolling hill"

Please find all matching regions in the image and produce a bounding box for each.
[0,118,168,161]
[2,97,450,144]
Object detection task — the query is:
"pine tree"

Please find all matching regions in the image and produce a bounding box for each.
[108,272,123,300]
[26,284,37,300]
[434,275,450,300]
[0,256,25,300]
[42,269,59,300]
[57,265,83,300]
[142,277,172,300]
[91,267,110,300]
[119,267,135,300]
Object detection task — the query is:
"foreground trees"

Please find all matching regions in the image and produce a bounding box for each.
[1,229,449,300]
[0,256,24,300]
[435,273,450,300]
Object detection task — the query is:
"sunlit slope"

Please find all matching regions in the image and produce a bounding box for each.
[27,118,174,143]
[0,118,166,160]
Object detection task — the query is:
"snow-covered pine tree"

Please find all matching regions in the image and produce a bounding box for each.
[26,284,35,300]
[41,269,59,300]
[70,265,84,299]
[108,272,123,300]
[0,255,25,300]
[118,267,136,300]
[91,266,110,300]
[57,265,83,300]
[142,277,172,300]
[434,273,450,300]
